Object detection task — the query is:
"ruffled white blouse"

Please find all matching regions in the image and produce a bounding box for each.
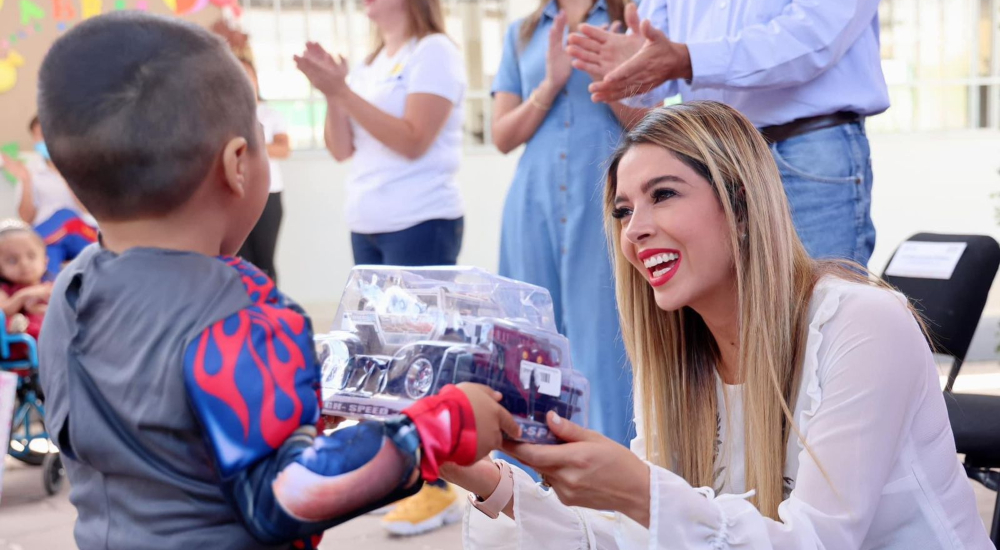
[463,278,993,549]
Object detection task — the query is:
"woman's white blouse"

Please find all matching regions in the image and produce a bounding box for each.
[463,279,992,549]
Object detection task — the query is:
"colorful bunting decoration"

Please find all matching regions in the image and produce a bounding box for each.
[0,50,24,94]
[0,0,223,93]
[1,143,21,185]
[51,0,75,20]
[19,0,45,26]
[81,0,101,18]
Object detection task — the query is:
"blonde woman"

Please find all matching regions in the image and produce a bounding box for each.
[444,102,992,549]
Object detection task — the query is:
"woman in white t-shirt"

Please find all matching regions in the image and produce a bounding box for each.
[294,0,465,268]
[238,58,290,283]
[294,0,467,536]
[442,102,993,549]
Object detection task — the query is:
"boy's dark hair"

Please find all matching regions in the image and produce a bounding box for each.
[37,12,258,221]
[28,115,40,133]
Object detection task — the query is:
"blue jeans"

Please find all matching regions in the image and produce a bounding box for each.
[351,218,463,266]
[769,121,876,266]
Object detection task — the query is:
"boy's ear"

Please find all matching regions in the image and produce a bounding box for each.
[221,136,249,198]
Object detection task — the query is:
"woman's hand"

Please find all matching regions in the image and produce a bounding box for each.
[539,11,573,103]
[567,4,644,82]
[294,42,349,100]
[587,16,691,104]
[504,411,651,527]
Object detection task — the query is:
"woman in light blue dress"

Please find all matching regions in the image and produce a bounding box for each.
[491,0,646,447]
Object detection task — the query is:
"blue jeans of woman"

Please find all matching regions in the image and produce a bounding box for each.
[350,218,463,267]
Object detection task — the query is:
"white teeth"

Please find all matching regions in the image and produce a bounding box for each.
[643,252,679,269]
[652,267,670,277]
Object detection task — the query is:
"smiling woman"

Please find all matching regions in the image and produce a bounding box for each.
[444,101,994,550]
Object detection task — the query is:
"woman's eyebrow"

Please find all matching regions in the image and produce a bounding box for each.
[615,174,689,205]
[640,174,688,195]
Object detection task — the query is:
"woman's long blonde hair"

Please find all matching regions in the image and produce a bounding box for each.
[604,101,878,518]
[366,0,448,64]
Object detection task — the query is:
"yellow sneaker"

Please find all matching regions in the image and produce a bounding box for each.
[380,482,462,536]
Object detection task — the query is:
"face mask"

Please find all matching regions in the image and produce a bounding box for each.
[34,141,50,161]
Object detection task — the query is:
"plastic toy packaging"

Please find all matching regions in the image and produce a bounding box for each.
[316,267,589,444]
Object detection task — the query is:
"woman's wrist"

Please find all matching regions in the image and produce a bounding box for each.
[621,460,651,527]
[324,85,350,103]
[535,79,559,107]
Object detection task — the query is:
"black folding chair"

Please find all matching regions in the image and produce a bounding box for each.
[882,233,1000,544]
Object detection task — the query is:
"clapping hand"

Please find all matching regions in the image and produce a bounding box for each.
[542,11,574,97]
[584,4,692,103]
[294,42,350,100]
[566,4,643,83]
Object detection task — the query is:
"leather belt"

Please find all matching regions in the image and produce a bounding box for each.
[758,112,861,144]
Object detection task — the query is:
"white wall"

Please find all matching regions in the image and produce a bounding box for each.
[273,149,518,309]
[868,131,1000,277]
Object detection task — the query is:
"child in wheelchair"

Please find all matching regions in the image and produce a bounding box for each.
[0,219,54,355]
[1,218,63,495]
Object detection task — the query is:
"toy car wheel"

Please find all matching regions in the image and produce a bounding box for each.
[404,357,435,399]
[42,452,65,496]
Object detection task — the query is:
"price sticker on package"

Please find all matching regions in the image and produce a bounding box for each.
[521,360,561,396]
[533,364,562,397]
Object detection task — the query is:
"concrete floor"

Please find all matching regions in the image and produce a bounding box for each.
[0,465,465,549]
[1,356,997,549]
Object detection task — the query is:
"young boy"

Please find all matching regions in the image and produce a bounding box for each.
[36,12,518,550]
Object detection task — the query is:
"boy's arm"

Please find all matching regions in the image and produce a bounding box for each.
[183,300,478,547]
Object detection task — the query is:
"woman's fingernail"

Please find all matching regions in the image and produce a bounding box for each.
[549,411,562,425]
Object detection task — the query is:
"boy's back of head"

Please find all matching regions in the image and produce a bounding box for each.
[37,12,259,222]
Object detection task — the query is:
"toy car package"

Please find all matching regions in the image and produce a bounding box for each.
[316,266,590,444]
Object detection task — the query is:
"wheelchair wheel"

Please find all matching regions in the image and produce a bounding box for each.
[8,397,49,466]
[42,452,65,495]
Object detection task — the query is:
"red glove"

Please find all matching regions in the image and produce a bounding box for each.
[402,384,477,482]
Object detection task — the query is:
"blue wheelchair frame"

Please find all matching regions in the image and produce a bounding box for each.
[0,310,52,464]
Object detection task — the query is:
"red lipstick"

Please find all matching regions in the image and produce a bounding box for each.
[637,248,681,287]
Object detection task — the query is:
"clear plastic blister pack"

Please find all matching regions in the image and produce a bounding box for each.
[316,267,589,444]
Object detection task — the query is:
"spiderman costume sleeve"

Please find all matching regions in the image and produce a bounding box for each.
[182,258,478,547]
